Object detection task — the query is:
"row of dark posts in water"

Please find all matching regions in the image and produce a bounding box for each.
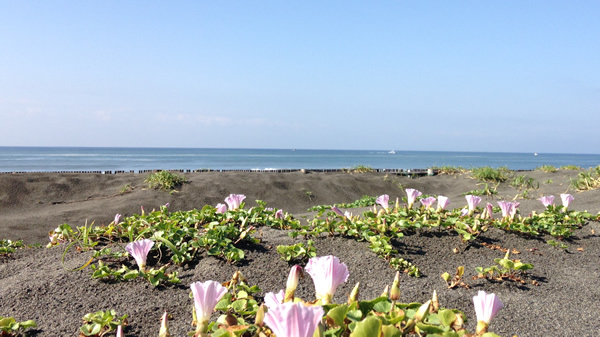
[0,168,435,175]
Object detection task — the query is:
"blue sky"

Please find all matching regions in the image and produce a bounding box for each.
[1,1,598,153]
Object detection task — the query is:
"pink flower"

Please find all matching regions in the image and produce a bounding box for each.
[275,209,284,219]
[420,196,437,210]
[436,195,450,211]
[497,201,514,219]
[225,194,246,210]
[263,302,324,337]
[305,255,349,304]
[485,202,494,220]
[116,325,124,337]
[538,195,555,207]
[125,239,154,271]
[465,195,482,215]
[510,202,520,218]
[331,206,345,217]
[560,193,574,209]
[405,189,422,208]
[114,214,122,225]
[190,280,228,322]
[460,208,469,217]
[215,203,227,214]
[264,289,285,309]
[376,194,390,210]
[344,211,353,219]
[473,290,503,334]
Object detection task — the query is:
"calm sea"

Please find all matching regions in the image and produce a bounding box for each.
[0,147,599,173]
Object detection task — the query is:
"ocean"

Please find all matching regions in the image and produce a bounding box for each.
[0,147,599,173]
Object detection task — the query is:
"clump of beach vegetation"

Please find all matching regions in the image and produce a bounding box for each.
[537,165,557,173]
[344,165,375,173]
[570,165,600,191]
[433,165,466,175]
[470,166,512,183]
[144,171,187,191]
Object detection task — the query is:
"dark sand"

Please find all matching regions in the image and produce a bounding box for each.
[1,170,600,336]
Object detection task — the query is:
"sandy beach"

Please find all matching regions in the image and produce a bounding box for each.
[1,169,600,336]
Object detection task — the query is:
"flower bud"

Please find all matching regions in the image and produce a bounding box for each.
[389,272,401,301]
[381,285,389,298]
[254,304,266,327]
[159,311,171,337]
[284,265,303,302]
[414,300,431,322]
[348,282,360,303]
[431,290,439,313]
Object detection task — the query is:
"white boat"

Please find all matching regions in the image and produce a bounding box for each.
[388,150,396,154]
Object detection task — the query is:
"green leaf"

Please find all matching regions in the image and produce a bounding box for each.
[212,327,233,337]
[80,323,102,336]
[0,317,15,327]
[327,304,349,327]
[346,310,363,322]
[438,309,456,327]
[231,299,248,313]
[373,300,392,313]
[381,324,401,337]
[215,293,232,311]
[350,316,382,337]
[442,331,460,337]
[416,322,445,334]
[358,296,388,315]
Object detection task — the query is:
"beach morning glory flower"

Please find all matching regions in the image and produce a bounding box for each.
[190,280,228,334]
[264,289,285,309]
[538,195,555,208]
[436,195,450,211]
[497,201,514,219]
[420,196,436,210]
[485,202,494,220]
[275,209,284,219]
[332,206,345,217]
[510,202,520,218]
[116,325,123,337]
[305,255,350,305]
[114,214,122,225]
[263,302,324,337]
[465,195,482,215]
[225,194,246,210]
[473,290,503,334]
[376,194,390,210]
[125,239,154,272]
[405,189,422,209]
[215,203,227,214]
[560,193,574,209]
